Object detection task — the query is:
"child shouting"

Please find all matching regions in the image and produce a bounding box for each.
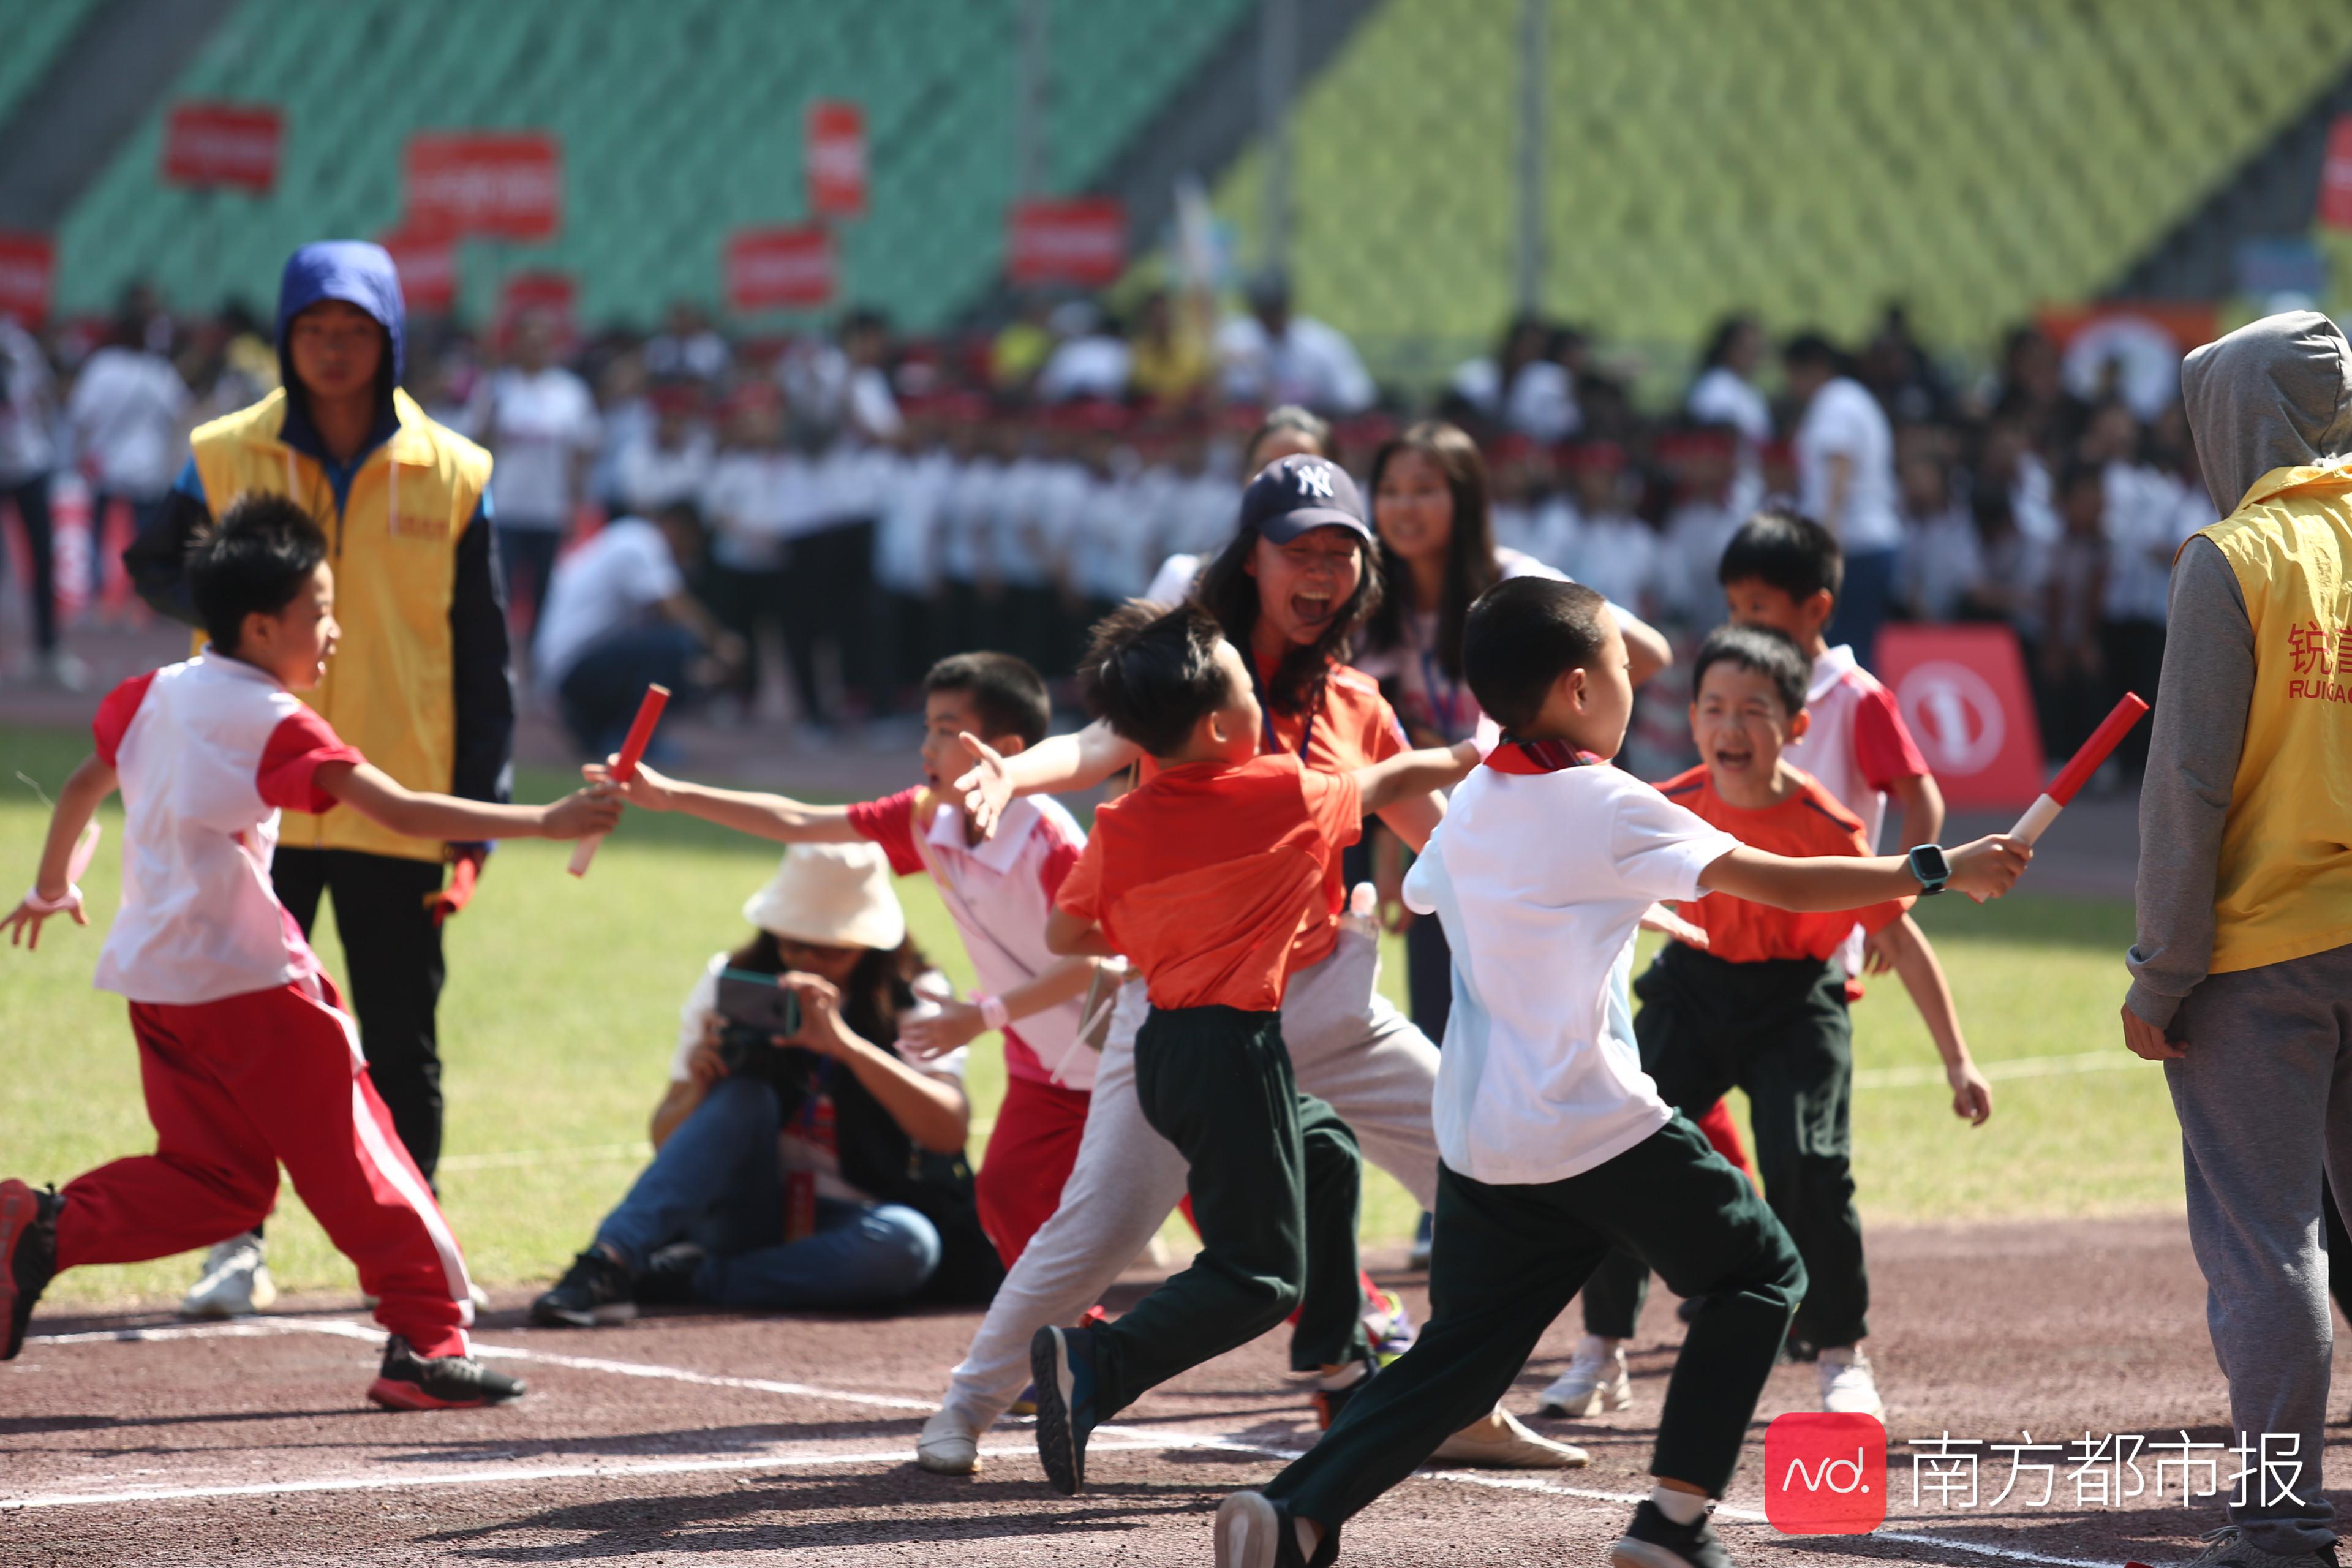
[1030,602,1476,1496]
[1,496,619,1407]
[1559,623,1994,1425]
[1213,577,2026,1568]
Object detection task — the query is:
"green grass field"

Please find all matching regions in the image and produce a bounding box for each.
[1,723,2179,1308]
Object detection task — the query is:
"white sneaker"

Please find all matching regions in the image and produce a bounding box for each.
[916,1403,984,1475]
[1537,1333,1631,1417]
[180,1232,277,1319]
[1428,1407,1591,1469]
[1817,1346,1885,1419]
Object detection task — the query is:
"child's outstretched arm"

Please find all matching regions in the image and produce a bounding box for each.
[318,762,622,843]
[1875,912,1992,1125]
[899,954,1104,1059]
[1350,741,1481,819]
[2,754,115,949]
[582,758,866,844]
[1044,907,1120,959]
[956,720,1142,837]
[1698,834,2029,911]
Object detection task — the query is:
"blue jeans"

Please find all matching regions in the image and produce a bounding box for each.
[594,1075,941,1310]
[1826,545,1899,671]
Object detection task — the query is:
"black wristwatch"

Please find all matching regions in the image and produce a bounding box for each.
[1907,843,1952,897]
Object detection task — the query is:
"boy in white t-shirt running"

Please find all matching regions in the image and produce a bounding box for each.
[1214,577,2028,1568]
[0,496,620,1406]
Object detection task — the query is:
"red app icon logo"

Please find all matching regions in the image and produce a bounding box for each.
[1764,1412,1888,1534]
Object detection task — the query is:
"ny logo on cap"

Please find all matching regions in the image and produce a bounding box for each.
[1295,460,1335,500]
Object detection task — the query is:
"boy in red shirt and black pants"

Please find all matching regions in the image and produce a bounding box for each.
[1030,602,1474,1496]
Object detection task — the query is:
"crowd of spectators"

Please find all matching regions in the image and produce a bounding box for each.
[0,278,2214,774]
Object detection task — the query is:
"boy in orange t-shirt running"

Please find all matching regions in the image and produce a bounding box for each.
[1027,603,1474,1496]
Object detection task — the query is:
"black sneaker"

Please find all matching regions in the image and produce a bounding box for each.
[1610,1498,1731,1568]
[1030,1323,1101,1495]
[529,1247,636,1327]
[368,1334,527,1409]
[632,1242,704,1308]
[1215,1490,1313,1568]
[1,1180,61,1361]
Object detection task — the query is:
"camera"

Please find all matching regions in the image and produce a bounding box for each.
[712,968,802,1074]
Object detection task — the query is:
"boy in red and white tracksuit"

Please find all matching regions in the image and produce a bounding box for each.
[1,494,617,1405]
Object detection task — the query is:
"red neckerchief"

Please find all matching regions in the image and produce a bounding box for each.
[1481,736,1594,774]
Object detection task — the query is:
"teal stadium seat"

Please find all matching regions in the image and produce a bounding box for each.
[51,0,1251,328]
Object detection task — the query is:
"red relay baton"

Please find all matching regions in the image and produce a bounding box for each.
[2007,692,2149,845]
[567,683,669,877]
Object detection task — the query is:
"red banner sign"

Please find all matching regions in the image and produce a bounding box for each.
[1007,198,1127,287]
[2323,115,2352,230]
[162,102,284,193]
[1874,624,2047,810]
[0,232,53,326]
[404,132,562,242]
[379,227,458,314]
[725,227,835,312]
[805,100,867,219]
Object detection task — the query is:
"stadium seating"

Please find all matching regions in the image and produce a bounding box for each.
[0,0,99,132]
[1211,0,2352,369]
[49,0,1249,329]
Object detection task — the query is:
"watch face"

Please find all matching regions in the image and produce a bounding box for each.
[1910,844,1951,884]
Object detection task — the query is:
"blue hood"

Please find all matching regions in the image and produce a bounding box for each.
[276,239,406,402]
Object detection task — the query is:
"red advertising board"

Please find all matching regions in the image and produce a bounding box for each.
[0,232,53,326]
[1007,198,1127,287]
[1874,624,2047,810]
[725,227,835,312]
[2324,115,2352,230]
[404,132,562,242]
[379,227,458,314]
[496,270,576,342]
[805,100,867,219]
[162,102,284,194]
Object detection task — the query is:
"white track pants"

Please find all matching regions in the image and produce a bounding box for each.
[939,925,1441,1426]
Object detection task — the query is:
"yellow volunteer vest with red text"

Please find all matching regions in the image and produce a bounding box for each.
[189,387,492,864]
[2198,458,2352,973]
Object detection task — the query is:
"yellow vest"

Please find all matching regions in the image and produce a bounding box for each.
[189,388,494,863]
[2198,458,2352,973]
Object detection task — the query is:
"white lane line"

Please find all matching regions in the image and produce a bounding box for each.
[4,1315,2122,1563]
[1853,1050,2141,1090]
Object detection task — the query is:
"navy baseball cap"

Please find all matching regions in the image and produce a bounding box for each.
[1243,453,1373,545]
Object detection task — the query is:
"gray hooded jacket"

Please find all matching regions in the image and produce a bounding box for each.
[2126,311,2352,1027]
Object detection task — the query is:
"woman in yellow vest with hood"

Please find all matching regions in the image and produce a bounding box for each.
[2124,310,2352,1568]
[126,241,513,1320]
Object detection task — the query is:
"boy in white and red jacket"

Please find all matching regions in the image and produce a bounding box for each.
[1,494,617,1408]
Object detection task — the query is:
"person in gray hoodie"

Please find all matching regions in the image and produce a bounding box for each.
[2127,309,2352,1568]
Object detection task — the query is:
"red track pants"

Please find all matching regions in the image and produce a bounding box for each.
[974,1074,1093,1269]
[1692,1097,1757,1186]
[55,973,475,1357]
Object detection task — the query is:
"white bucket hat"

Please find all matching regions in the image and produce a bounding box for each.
[741,842,907,952]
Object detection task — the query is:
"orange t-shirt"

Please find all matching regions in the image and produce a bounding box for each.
[1136,657,1404,934]
[1058,753,1363,1011]
[1657,764,1912,964]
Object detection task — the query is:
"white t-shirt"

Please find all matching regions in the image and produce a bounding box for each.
[1795,377,1901,554]
[1215,313,1375,414]
[532,518,683,687]
[91,655,361,1005]
[0,318,58,483]
[614,428,714,516]
[1685,366,1773,447]
[1404,756,1738,1185]
[477,367,598,528]
[67,346,189,497]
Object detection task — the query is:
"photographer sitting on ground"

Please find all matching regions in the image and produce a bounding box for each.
[531,843,1004,1325]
